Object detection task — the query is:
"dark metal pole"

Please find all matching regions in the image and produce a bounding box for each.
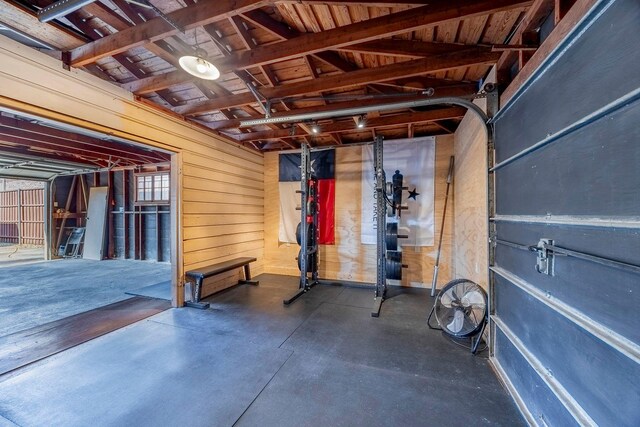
[372,135,386,317]
[431,156,454,297]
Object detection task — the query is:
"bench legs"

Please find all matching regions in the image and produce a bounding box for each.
[238,264,259,286]
[185,277,210,310]
[184,264,258,309]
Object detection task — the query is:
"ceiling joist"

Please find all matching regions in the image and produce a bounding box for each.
[175,48,499,116]
[122,0,529,95]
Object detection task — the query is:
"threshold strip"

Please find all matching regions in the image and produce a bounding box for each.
[0,296,170,376]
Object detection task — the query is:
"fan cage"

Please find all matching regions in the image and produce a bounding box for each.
[434,278,488,338]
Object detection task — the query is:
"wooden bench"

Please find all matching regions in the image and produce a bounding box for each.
[184,257,258,309]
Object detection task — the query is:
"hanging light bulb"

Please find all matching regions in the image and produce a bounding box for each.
[179,29,220,80]
[196,59,208,74]
[356,115,366,129]
[179,48,220,80]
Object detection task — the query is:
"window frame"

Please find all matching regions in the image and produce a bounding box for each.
[134,171,170,205]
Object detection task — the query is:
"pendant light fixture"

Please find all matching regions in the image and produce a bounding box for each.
[179,29,220,80]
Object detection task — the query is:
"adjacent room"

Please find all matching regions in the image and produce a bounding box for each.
[0,0,637,426]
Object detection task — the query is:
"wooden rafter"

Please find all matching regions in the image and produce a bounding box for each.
[339,40,490,58]
[228,107,466,142]
[206,84,477,130]
[0,116,168,164]
[123,0,529,94]
[68,0,270,66]
[175,49,499,115]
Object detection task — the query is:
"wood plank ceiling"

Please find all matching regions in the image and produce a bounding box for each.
[0,0,547,151]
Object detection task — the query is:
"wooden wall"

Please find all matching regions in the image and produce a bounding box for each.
[0,35,264,305]
[451,68,494,289]
[264,136,454,288]
[452,113,488,289]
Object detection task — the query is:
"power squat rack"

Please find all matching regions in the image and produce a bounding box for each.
[283,137,409,317]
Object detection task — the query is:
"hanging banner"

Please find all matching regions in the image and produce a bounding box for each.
[278,149,335,244]
[361,137,435,247]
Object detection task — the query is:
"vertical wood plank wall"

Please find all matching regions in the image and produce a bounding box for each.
[452,68,494,290]
[452,112,488,289]
[0,189,44,245]
[0,36,264,301]
[264,136,454,287]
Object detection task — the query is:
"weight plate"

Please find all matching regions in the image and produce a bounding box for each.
[385,222,398,250]
[385,250,402,280]
[295,222,315,246]
[297,248,317,271]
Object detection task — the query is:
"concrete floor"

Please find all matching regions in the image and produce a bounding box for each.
[0,274,525,427]
[0,245,44,268]
[0,258,171,337]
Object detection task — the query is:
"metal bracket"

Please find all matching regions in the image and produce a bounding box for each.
[531,238,554,276]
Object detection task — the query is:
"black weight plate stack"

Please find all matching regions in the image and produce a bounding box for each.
[296,222,315,246]
[297,248,316,271]
[385,250,402,280]
[385,222,398,250]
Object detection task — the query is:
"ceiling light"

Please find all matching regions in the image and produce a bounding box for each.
[356,116,366,129]
[311,124,320,134]
[179,48,220,80]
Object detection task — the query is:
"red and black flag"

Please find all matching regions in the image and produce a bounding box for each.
[278,149,335,245]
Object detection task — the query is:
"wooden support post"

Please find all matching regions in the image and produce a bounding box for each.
[555,0,575,24]
[107,171,114,259]
[56,175,77,251]
[17,189,22,246]
[155,205,160,262]
[519,31,539,69]
[43,182,51,260]
[123,170,129,259]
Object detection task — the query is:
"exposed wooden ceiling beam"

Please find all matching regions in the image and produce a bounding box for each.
[206,81,478,130]
[496,0,554,83]
[218,0,528,70]
[274,1,431,5]
[68,0,269,66]
[175,48,499,115]
[0,0,85,50]
[0,116,168,164]
[339,40,487,58]
[0,144,102,167]
[229,107,466,142]
[124,0,528,94]
[241,9,358,72]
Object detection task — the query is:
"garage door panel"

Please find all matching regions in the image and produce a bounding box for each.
[493,328,580,427]
[491,1,640,423]
[494,277,640,427]
[496,222,640,266]
[494,0,640,162]
[496,101,640,216]
[495,245,640,344]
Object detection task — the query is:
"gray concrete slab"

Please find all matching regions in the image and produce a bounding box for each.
[281,302,502,392]
[0,319,291,427]
[0,259,171,337]
[0,273,525,426]
[126,280,172,300]
[236,352,525,427]
[0,415,18,427]
[150,283,330,348]
[0,246,43,268]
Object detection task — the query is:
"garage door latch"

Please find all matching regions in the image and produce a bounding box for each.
[529,238,555,276]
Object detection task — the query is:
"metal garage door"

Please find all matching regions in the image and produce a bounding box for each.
[489,0,640,425]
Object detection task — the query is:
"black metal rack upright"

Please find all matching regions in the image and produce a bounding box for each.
[283,143,318,305]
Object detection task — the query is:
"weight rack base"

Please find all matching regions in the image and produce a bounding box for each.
[371,297,384,317]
